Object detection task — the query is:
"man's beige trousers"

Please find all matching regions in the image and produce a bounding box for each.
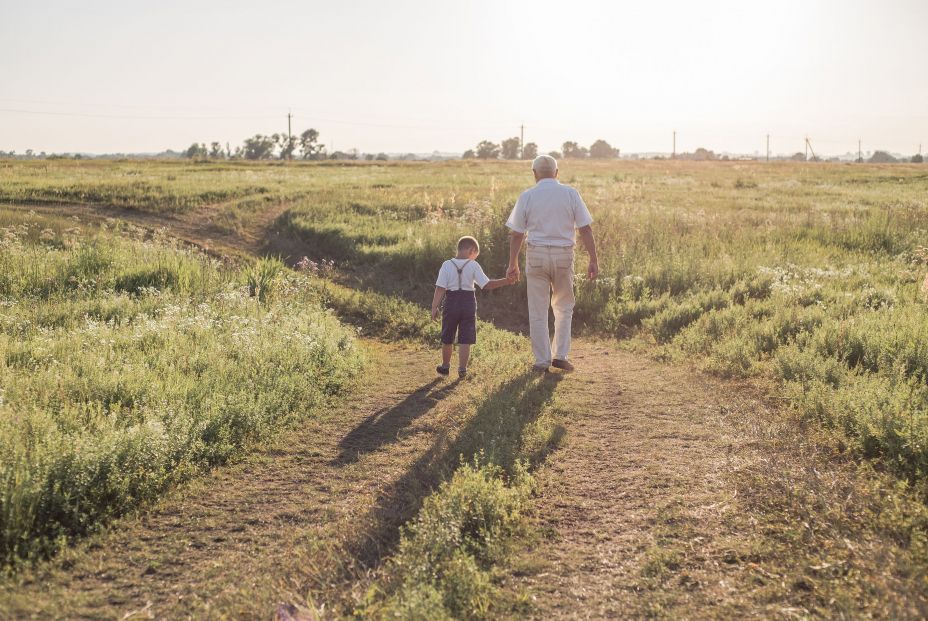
[525,245,575,366]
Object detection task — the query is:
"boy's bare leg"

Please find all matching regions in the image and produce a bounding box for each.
[441,344,454,367]
[457,344,471,370]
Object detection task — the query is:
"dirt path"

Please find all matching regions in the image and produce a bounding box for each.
[506,341,927,619]
[2,200,288,260]
[6,337,921,620]
[0,342,481,619]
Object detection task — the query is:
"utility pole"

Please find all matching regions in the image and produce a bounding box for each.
[858,139,862,163]
[286,110,293,161]
[520,123,524,160]
[766,134,770,162]
[805,137,817,162]
[672,130,676,159]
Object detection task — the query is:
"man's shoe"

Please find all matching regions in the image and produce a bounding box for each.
[552,359,575,372]
[532,364,549,374]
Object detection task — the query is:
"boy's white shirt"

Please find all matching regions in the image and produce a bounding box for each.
[435,258,490,291]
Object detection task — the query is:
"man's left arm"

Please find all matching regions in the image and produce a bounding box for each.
[578,225,599,280]
[573,190,598,280]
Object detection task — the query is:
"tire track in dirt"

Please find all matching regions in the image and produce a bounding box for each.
[507,342,928,619]
[510,342,751,618]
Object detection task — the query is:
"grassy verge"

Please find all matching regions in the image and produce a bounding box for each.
[359,460,533,620]
[0,211,363,568]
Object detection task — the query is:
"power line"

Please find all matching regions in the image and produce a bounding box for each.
[0,105,515,131]
[0,107,278,121]
[1,104,920,157]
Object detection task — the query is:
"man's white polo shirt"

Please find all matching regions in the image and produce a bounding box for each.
[505,178,593,247]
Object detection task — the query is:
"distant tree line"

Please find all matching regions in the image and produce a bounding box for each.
[184,129,332,161]
[2,139,924,164]
[182,129,397,161]
[462,138,619,161]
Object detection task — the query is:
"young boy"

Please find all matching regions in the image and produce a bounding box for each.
[431,236,512,377]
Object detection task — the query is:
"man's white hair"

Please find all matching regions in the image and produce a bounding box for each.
[532,154,558,175]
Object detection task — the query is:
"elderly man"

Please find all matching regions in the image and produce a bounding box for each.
[506,155,599,372]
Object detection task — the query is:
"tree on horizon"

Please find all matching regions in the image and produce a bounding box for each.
[501,137,521,160]
[475,140,500,159]
[562,141,588,158]
[299,129,324,160]
[590,139,618,158]
[869,150,897,163]
[243,135,277,160]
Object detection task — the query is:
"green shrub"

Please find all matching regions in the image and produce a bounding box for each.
[647,289,729,343]
[245,256,284,303]
[361,460,532,620]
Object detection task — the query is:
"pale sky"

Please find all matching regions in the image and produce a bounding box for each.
[1,0,926,156]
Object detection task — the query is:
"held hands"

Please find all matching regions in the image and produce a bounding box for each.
[506,263,521,284]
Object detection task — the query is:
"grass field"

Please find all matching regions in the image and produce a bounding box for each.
[2,158,928,617]
[0,210,364,567]
[4,158,928,484]
[269,158,928,483]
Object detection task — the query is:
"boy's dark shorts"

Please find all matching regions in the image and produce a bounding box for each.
[441,290,477,345]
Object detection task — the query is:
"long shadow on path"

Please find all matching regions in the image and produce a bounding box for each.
[332,378,459,465]
[347,369,566,568]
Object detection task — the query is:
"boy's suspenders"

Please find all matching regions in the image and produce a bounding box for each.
[450,259,472,291]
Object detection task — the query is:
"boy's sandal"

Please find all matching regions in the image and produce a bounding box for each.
[458,367,467,378]
[436,365,450,376]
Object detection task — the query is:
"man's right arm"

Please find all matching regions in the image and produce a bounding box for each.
[508,231,525,282]
[505,193,527,282]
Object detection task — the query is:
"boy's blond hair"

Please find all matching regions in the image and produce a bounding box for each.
[457,236,479,254]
